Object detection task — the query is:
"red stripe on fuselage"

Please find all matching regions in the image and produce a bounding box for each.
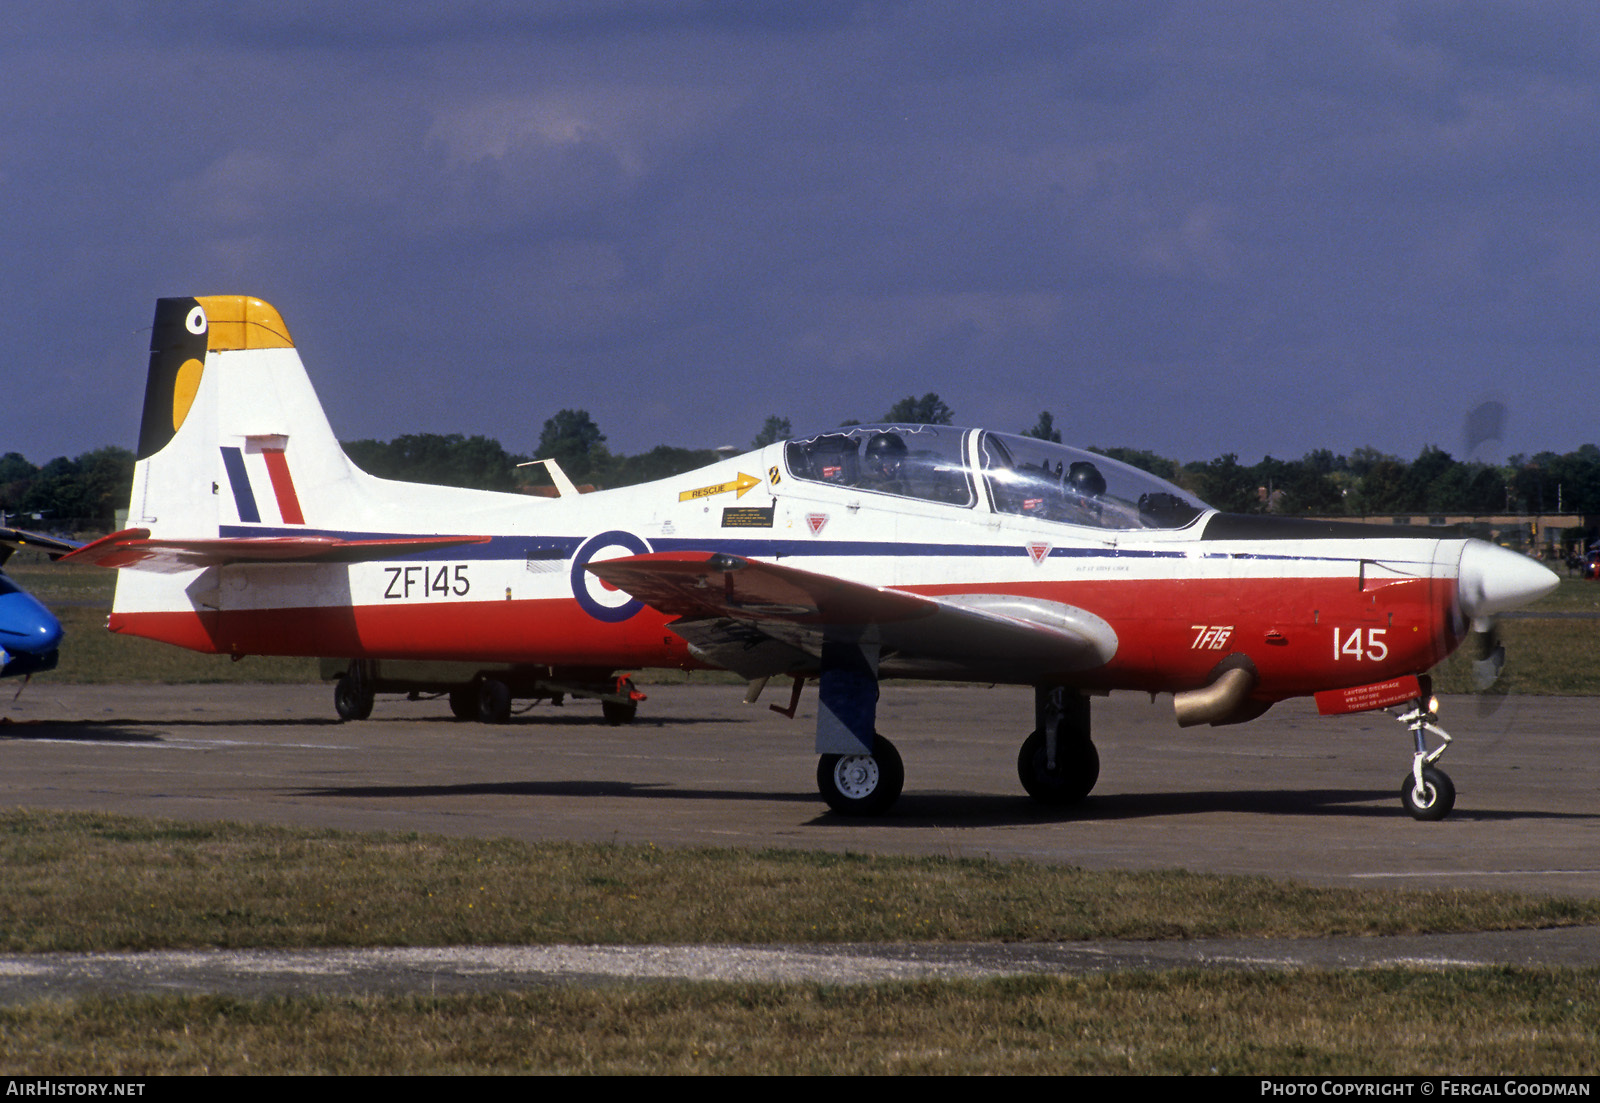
[261,449,305,525]
[915,574,1461,697]
[108,572,1465,701]
[111,596,696,669]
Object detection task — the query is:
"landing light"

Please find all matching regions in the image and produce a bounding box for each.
[1428,695,1441,717]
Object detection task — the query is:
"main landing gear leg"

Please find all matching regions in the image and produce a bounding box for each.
[1017,686,1099,805]
[1396,684,1456,821]
[813,640,903,816]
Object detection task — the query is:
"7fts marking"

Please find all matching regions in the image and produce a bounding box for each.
[383,564,471,599]
[1190,625,1233,650]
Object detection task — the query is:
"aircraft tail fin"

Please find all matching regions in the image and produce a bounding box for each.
[130,296,357,535]
[129,296,509,539]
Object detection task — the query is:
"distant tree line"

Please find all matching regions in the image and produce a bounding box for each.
[1087,443,1600,519]
[6,395,1600,535]
[341,415,726,495]
[0,448,134,532]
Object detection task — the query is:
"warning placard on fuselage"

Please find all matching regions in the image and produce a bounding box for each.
[721,506,775,528]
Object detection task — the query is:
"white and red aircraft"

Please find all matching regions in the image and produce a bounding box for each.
[63,295,1559,820]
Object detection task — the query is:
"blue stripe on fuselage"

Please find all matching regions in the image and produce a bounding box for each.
[215,524,1422,568]
[218,525,1151,561]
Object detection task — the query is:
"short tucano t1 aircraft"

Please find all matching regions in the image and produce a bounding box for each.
[62,296,1559,819]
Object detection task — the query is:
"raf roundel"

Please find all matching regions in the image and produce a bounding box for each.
[569,530,652,622]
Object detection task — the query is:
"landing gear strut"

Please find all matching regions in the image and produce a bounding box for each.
[1018,686,1099,805]
[1396,690,1456,821]
[812,639,902,815]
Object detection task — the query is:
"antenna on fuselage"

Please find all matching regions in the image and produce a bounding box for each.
[517,457,580,498]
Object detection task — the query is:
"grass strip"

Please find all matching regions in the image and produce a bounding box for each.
[2,969,1597,1075]
[3,809,1596,952]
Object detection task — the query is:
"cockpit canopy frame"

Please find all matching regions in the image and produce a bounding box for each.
[783,424,1208,531]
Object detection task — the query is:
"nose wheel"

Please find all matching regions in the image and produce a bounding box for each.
[1400,764,1455,821]
[1396,695,1456,821]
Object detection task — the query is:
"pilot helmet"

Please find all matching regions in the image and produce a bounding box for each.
[1067,461,1106,498]
[864,432,908,476]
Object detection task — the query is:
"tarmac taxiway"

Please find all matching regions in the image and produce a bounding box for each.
[2,682,1595,997]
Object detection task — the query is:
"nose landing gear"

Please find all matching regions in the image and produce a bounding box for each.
[1396,694,1456,821]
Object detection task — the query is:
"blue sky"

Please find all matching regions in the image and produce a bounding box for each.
[4,1,1596,467]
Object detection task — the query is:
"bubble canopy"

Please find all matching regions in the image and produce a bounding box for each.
[783,425,1210,531]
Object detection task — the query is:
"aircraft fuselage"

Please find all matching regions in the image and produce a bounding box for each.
[108,455,1472,705]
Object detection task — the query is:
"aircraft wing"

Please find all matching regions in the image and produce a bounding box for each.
[588,551,1117,682]
[57,528,491,572]
[0,527,83,567]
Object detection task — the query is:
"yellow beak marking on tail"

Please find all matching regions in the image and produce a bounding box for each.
[195,295,295,352]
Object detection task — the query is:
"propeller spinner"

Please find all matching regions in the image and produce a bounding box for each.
[1455,540,1559,624]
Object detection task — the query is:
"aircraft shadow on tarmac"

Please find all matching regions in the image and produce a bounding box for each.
[827,788,1406,825]
[295,779,821,804]
[482,712,750,729]
[0,713,740,735]
[0,720,165,743]
[0,717,339,737]
[291,779,1597,825]
[879,789,1598,825]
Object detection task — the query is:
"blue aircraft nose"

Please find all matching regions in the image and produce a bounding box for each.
[0,575,64,674]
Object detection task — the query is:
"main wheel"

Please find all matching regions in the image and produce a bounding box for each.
[448,687,475,721]
[1400,765,1456,821]
[476,678,512,724]
[1017,728,1099,805]
[817,736,904,816]
[333,673,374,722]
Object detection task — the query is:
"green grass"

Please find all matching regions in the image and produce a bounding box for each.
[3,809,1596,953]
[4,809,1598,1074]
[3,969,1598,1074]
[1426,578,1600,694]
[1429,615,1600,694]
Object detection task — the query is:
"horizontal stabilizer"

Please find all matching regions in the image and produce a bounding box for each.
[60,528,490,572]
[589,551,1116,681]
[0,527,83,566]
